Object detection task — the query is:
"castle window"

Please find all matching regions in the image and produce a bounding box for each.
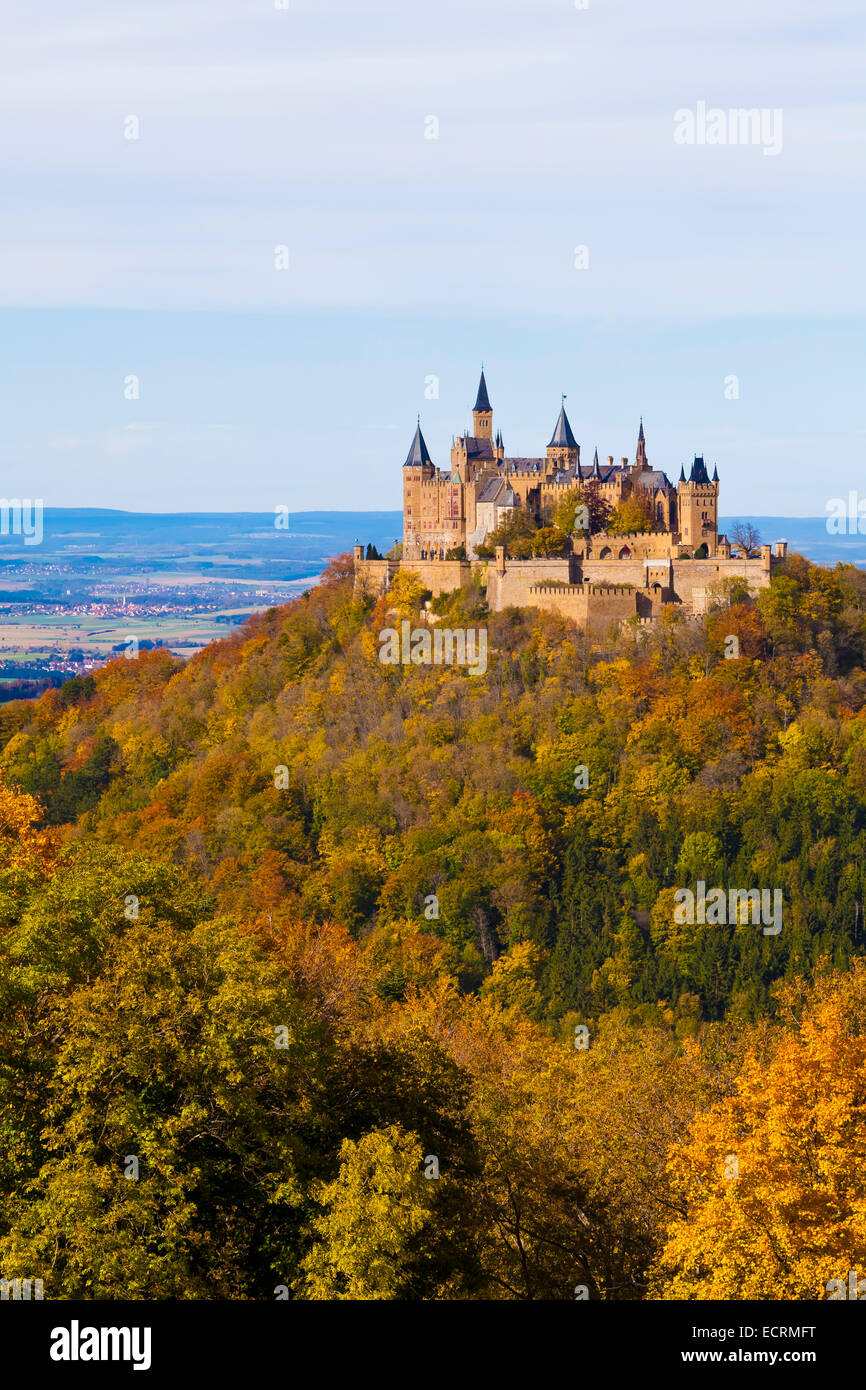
[618,546,631,559]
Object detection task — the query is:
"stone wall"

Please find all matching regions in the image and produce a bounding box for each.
[526,581,639,636]
[666,555,772,612]
[486,556,577,611]
[584,531,679,561]
[353,557,400,598]
[580,553,771,610]
[354,545,776,624]
[397,559,475,597]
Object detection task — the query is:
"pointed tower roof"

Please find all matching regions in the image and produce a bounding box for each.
[636,417,647,467]
[404,418,432,467]
[712,464,719,482]
[474,369,491,413]
[592,447,601,478]
[549,402,578,449]
[689,455,710,484]
[679,465,686,482]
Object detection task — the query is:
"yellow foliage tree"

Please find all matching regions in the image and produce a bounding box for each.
[609,491,655,535]
[386,569,428,617]
[653,968,866,1299]
[298,1124,437,1299]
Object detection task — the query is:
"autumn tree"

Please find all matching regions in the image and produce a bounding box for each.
[553,482,612,536]
[609,488,655,535]
[652,963,866,1299]
[298,1125,438,1299]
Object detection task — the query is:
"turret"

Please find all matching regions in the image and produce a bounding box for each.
[676,454,719,553]
[403,418,433,469]
[546,398,580,471]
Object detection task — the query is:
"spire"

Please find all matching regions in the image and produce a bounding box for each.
[678,465,686,482]
[689,454,709,484]
[473,368,491,413]
[636,417,647,466]
[712,464,719,482]
[404,419,432,467]
[549,400,578,449]
[592,447,601,478]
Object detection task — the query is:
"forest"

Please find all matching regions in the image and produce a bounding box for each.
[0,549,864,1299]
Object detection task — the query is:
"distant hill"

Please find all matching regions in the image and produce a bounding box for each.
[0,510,859,574]
[0,509,404,579]
[720,516,866,567]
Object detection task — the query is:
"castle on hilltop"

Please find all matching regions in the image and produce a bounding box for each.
[354,369,786,634]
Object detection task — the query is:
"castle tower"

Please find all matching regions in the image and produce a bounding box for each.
[546,398,580,471]
[402,418,435,557]
[472,368,493,440]
[676,454,719,554]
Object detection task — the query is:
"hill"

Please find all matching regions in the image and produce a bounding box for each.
[1,550,865,1299]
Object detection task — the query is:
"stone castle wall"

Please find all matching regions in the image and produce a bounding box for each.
[485,551,773,620]
[353,551,475,600]
[486,556,577,610]
[353,557,401,598]
[582,531,680,561]
[354,543,779,628]
[525,581,641,636]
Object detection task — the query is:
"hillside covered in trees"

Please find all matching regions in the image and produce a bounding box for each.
[1,551,865,1299]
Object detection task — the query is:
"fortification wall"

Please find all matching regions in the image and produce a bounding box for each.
[587,532,679,561]
[486,557,576,611]
[580,558,656,587]
[579,554,772,613]
[353,558,400,598]
[667,555,772,612]
[397,559,474,597]
[354,546,776,623]
[354,551,483,601]
[526,582,639,635]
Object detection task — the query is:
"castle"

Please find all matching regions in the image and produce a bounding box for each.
[354,370,786,634]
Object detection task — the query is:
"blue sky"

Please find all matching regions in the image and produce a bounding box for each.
[0,0,863,513]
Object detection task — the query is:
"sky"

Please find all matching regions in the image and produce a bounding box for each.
[0,0,863,514]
